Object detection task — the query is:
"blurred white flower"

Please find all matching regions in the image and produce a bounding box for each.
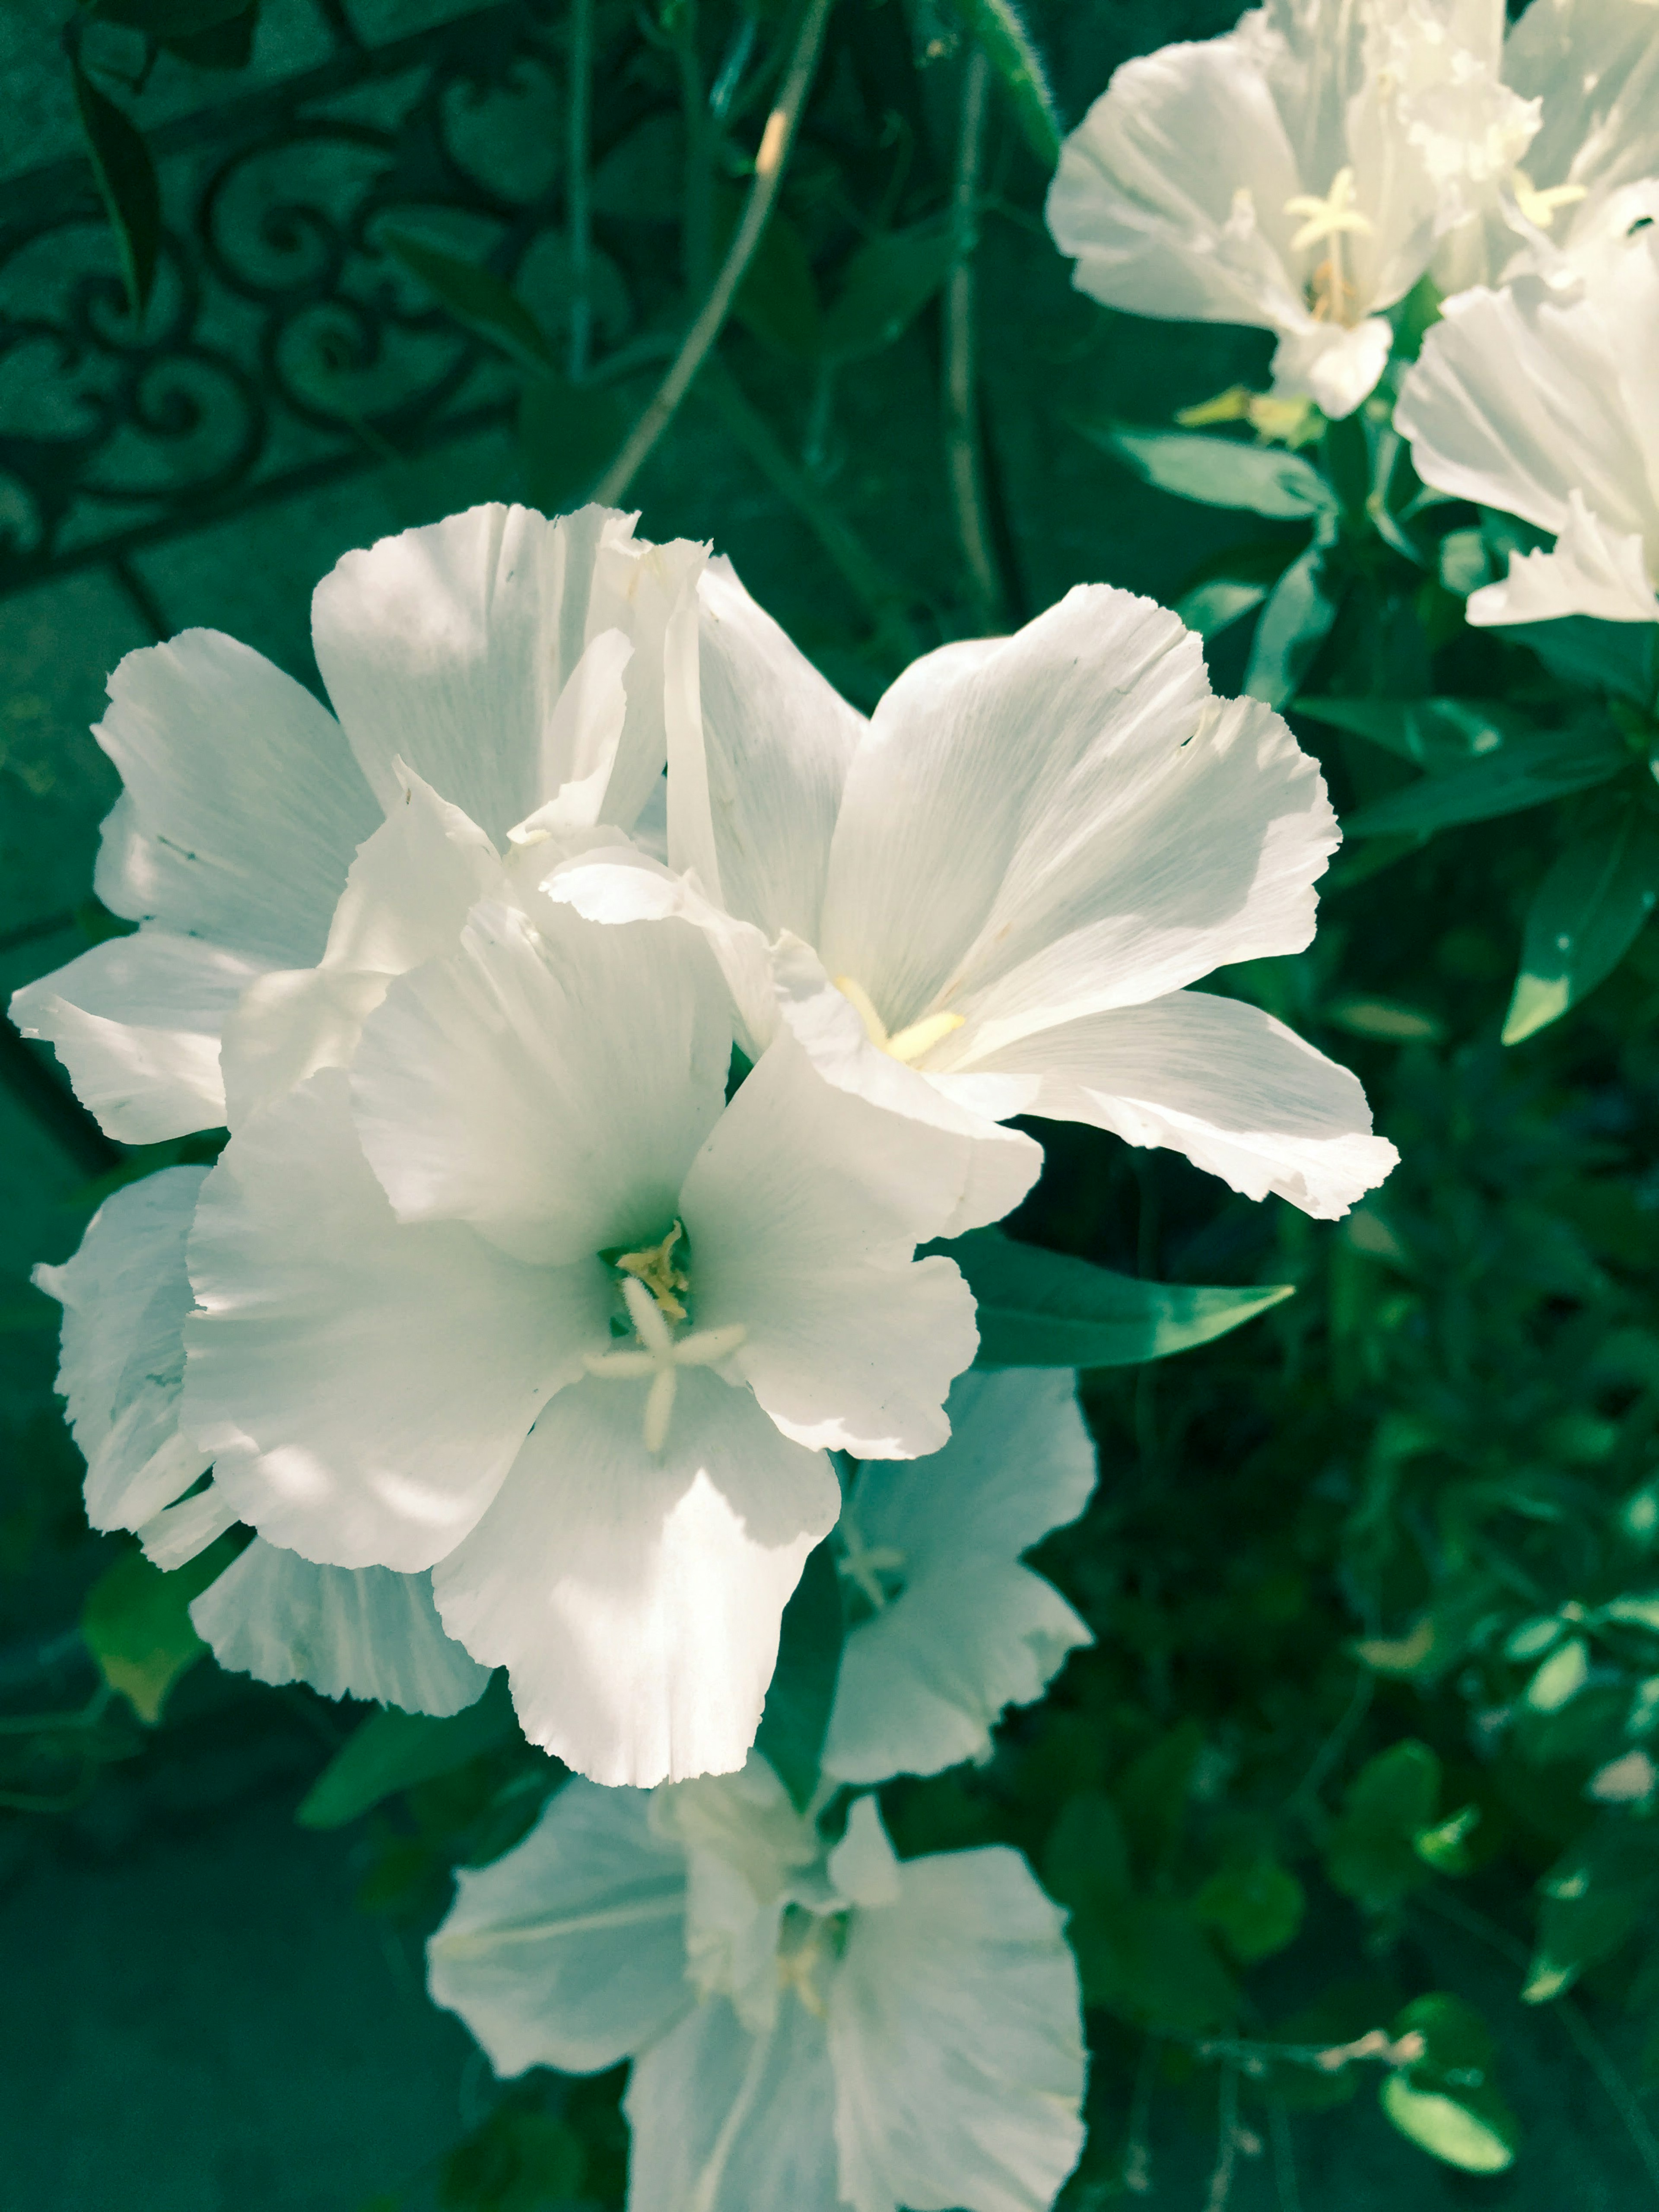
[180,901,982,1786]
[553,564,1398,1222]
[35,1169,489,1716]
[1433,0,1659,290]
[428,1760,1086,2212]
[11,504,705,1142]
[1043,0,1533,418]
[1397,195,1659,623]
[822,1369,1096,1786]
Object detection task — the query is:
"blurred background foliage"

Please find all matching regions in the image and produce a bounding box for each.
[4,0,1659,2206]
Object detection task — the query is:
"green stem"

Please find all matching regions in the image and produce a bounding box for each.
[943,45,1004,627]
[944,0,1061,169]
[697,359,924,670]
[593,0,836,506]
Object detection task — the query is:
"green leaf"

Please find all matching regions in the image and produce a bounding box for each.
[1174,578,1269,638]
[516,375,627,514]
[159,5,257,68]
[1116,1719,1202,1877]
[754,1536,845,1811]
[80,1537,236,1725]
[1501,613,1659,706]
[1524,1633,1589,1710]
[1296,695,1526,770]
[296,1673,518,1829]
[943,0,1062,168]
[1379,1994,1519,2174]
[441,2105,585,2211]
[822,222,954,362]
[380,229,555,375]
[1245,540,1339,707]
[1084,426,1336,521]
[714,191,821,360]
[1503,813,1659,1043]
[1413,1805,1481,1875]
[1192,1859,1306,1963]
[72,60,162,323]
[1325,1740,1441,1912]
[1343,728,1627,839]
[936,1228,1293,1369]
[1524,1818,1659,2002]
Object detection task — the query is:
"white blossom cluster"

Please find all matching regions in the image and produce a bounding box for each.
[1048,0,1659,626]
[16,495,1395,2202]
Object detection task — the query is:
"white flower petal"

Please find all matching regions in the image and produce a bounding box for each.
[970,988,1398,1219]
[138,1477,238,1569]
[1468,486,1658,625]
[770,937,1042,1237]
[626,1992,842,2212]
[1396,265,1659,557]
[312,503,704,843]
[831,1848,1086,2212]
[684,1036,980,1459]
[34,1166,211,1532]
[819,587,1335,1062]
[352,899,730,1267]
[823,1370,1096,1784]
[12,932,266,1141]
[90,630,378,966]
[183,1069,600,1571]
[826,1794,903,1910]
[190,1538,490,1714]
[432,1372,839,1789]
[669,556,866,943]
[428,1777,691,2075]
[1271,315,1393,419]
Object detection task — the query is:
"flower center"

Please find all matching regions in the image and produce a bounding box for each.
[1284,166,1374,325]
[1511,169,1587,231]
[834,975,964,1066]
[582,1234,747,1454]
[775,1902,846,2017]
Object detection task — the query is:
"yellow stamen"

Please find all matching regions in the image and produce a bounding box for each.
[834,975,965,1067]
[616,1220,690,1323]
[1512,170,1588,230]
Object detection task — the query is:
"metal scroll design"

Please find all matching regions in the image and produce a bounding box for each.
[0,1,569,594]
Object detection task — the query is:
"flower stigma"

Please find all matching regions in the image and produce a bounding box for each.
[582,1273,747,1454]
[834,975,965,1066]
[1284,166,1373,323]
[775,1903,847,2017]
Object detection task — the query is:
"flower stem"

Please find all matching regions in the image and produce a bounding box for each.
[944,44,1004,627]
[593,0,836,506]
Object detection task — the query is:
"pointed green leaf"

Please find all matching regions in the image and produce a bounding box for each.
[1246,540,1339,707]
[81,1536,237,1725]
[1083,426,1336,521]
[1380,1993,1519,2174]
[1325,1740,1441,1911]
[1501,612,1659,706]
[1344,728,1627,839]
[822,221,954,362]
[296,1672,517,1829]
[380,228,555,375]
[1503,813,1659,1043]
[73,61,162,323]
[1296,695,1527,770]
[937,1228,1292,1369]
[754,1535,845,1811]
[1191,1860,1306,1963]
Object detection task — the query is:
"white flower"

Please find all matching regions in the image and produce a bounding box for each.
[1396,197,1659,623]
[179,898,983,1787]
[35,1170,489,1716]
[10,503,705,1142]
[1043,0,1534,418]
[554,564,1398,1223]
[427,1761,1086,2212]
[1432,0,1659,290]
[822,1370,1096,1786]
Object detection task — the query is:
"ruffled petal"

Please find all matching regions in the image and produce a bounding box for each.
[351,898,730,1268]
[182,1068,602,1572]
[1270,315,1392,418]
[1469,487,1658,624]
[683,1035,980,1459]
[91,629,378,965]
[11,932,266,1141]
[427,1777,691,2075]
[830,1847,1086,2212]
[818,588,1335,1064]
[432,1372,839,1788]
[625,1991,842,2212]
[970,988,1398,1218]
[668,556,865,944]
[823,1371,1096,1784]
[190,1538,490,1714]
[312,503,705,843]
[34,1166,211,1532]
